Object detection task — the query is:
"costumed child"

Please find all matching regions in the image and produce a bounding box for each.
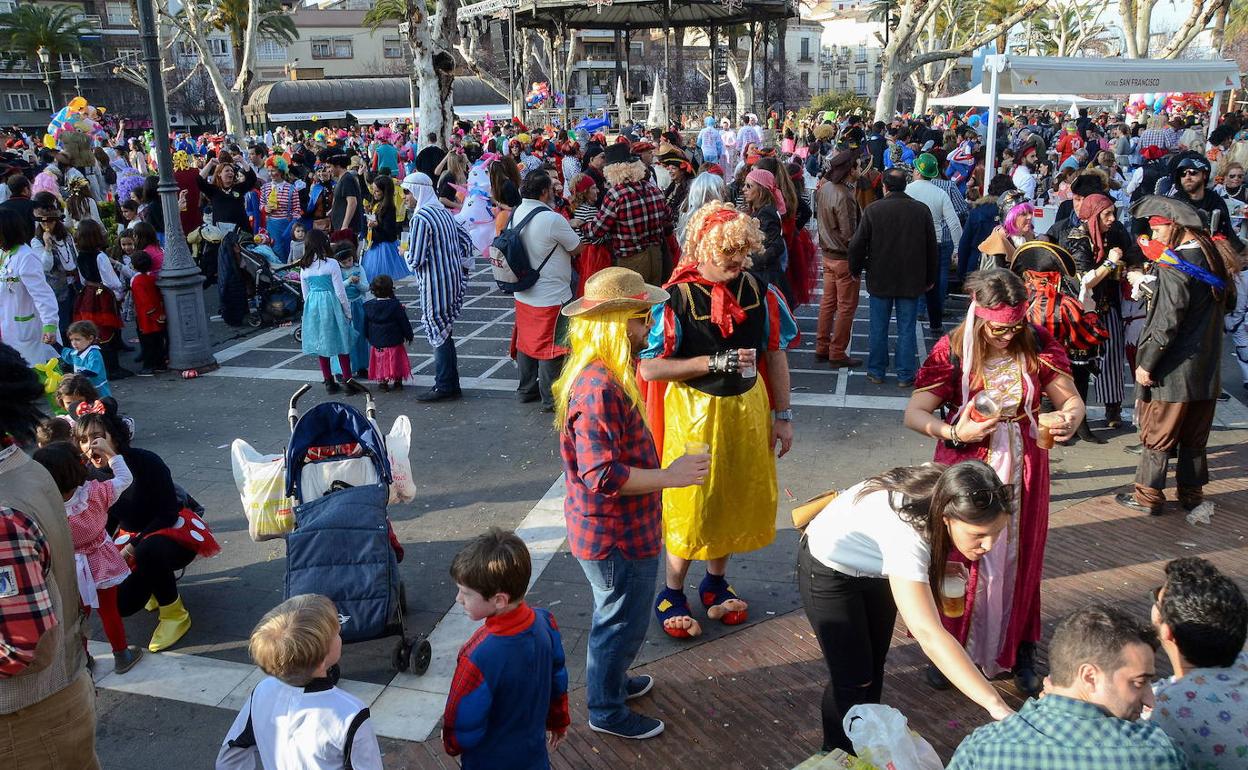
[288,221,307,265]
[329,238,370,380]
[130,251,167,375]
[363,274,413,391]
[298,229,362,395]
[72,219,124,376]
[60,320,111,397]
[32,439,145,675]
[216,594,384,769]
[362,175,410,280]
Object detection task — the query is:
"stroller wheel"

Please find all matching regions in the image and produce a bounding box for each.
[245,311,262,328]
[293,325,303,343]
[392,638,411,673]
[410,638,432,676]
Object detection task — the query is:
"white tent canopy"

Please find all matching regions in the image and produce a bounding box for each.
[980,55,1242,178]
[980,55,1239,96]
[930,88,1114,109]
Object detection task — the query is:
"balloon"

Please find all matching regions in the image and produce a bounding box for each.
[968,114,982,127]
[67,96,87,113]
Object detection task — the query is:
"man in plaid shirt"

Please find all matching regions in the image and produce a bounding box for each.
[947,605,1186,770]
[555,267,707,741]
[577,143,673,285]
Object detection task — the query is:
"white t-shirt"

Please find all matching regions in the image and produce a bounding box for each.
[804,482,930,583]
[512,198,580,307]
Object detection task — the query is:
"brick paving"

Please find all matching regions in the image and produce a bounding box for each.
[383,440,1248,769]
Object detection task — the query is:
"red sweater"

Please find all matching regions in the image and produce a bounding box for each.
[131,272,165,333]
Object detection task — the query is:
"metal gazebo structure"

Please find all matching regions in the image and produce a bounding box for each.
[456,0,797,127]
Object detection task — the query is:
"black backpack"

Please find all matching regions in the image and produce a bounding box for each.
[488,204,557,293]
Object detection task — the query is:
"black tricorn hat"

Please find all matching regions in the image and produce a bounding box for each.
[1130,195,1207,230]
[603,143,635,166]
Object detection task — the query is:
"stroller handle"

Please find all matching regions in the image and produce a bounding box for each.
[344,378,376,421]
[289,384,312,430]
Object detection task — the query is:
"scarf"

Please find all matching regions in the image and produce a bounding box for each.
[666,261,746,338]
[1076,193,1115,264]
[745,168,786,215]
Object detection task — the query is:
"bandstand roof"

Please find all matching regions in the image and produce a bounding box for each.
[457,0,796,31]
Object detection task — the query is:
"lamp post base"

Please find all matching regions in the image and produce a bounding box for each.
[157,265,218,373]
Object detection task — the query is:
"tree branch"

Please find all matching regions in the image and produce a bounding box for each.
[1158,0,1220,58]
[901,0,1046,72]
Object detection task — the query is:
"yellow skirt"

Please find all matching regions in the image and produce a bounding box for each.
[661,378,777,561]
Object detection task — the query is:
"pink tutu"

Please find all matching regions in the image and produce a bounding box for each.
[369,344,411,381]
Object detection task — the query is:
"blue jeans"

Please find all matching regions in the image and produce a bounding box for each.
[432,335,460,392]
[867,295,918,382]
[919,241,953,327]
[577,550,658,726]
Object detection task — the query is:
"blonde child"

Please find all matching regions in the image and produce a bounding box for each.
[216,594,383,770]
[32,439,143,674]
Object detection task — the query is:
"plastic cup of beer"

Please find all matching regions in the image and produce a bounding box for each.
[684,441,710,456]
[942,565,967,619]
[1037,412,1064,451]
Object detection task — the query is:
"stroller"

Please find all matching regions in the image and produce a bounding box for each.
[283,383,431,675]
[235,234,304,338]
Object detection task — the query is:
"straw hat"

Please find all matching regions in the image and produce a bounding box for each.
[561,267,669,317]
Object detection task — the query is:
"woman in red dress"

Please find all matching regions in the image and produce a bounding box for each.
[902,269,1085,696]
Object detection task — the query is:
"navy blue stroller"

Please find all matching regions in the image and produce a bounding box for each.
[283,383,431,675]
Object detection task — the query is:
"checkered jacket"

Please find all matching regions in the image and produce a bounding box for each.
[0,506,56,676]
[583,179,672,258]
[560,361,662,561]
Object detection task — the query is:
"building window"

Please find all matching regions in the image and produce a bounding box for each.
[800,71,809,88]
[0,0,17,11]
[856,43,867,63]
[104,2,129,25]
[857,71,866,92]
[258,40,285,61]
[311,38,353,59]
[838,71,847,90]
[117,48,141,66]
[383,37,403,58]
[209,38,230,58]
[2,52,28,70]
[6,93,32,112]
[800,37,810,61]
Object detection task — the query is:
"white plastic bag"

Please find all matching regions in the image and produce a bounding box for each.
[230,439,295,542]
[386,415,415,504]
[843,704,943,770]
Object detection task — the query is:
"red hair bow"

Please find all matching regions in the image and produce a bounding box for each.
[75,400,107,417]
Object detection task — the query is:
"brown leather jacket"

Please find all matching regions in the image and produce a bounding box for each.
[816,179,860,259]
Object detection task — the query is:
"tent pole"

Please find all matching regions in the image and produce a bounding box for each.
[985,54,1003,184]
[1209,89,1223,138]
[663,2,671,130]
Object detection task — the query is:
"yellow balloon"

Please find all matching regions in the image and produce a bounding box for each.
[68,96,87,113]
[42,134,57,149]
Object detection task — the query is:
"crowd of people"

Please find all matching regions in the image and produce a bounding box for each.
[0,101,1245,770]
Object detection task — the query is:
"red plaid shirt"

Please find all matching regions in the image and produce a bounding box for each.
[583,179,672,258]
[560,362,662,560]
[0,506,58,676]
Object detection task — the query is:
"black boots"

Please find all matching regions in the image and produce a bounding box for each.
[1013,641,1043,698]
[1073,419,1107,444]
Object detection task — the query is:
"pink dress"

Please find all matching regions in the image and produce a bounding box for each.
[913,328,1070,674]
[65,455,132,607]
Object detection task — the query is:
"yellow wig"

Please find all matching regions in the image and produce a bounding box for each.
[551,309,646,431]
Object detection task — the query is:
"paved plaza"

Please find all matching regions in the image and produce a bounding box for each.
[91,259,1248,768]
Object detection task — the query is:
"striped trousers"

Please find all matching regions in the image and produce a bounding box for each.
[1093,304,1126,406]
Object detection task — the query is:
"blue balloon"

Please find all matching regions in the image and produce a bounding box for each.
[968,114,982,126]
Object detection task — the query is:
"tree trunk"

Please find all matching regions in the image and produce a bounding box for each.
[875,64,903,122]
[912,82,929,114]
[406,0,456,145]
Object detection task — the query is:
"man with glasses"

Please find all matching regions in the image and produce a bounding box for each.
[947,605,1186,770]
[1165,152,1243,251]
[1146,557,1248,770]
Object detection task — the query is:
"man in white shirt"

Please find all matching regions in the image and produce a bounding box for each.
[906,154,962,332]
[1012,146,1039,201]
[512,170,583,411]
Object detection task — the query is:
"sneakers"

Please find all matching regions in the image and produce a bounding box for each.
[589,711,665,740]
[112,645,144,674]
[625,675,654,701]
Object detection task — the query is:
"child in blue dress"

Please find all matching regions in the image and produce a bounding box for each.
[60,320,111,397]
[361,175,411,281]
[298,230,361,395]
[329,240,370,380]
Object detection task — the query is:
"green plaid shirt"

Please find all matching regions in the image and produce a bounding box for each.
[947,695,1188,770]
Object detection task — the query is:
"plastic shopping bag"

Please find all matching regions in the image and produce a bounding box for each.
[230,439,296,542]
[843,704,943,770]
[386,415,416,504]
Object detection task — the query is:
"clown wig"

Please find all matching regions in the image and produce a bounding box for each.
[551,309,646,431]
[679,200,763,270]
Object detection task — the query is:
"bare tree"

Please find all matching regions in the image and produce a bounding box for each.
[167,66,223,131]
[1119,0,1223,59]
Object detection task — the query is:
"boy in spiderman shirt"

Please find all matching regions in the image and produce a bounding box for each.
[129,250,167,375]
[442,528,570,769]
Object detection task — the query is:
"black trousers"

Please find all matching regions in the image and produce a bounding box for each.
[797,539,897,753]
[117,534,196,615]
[138,330,168,369]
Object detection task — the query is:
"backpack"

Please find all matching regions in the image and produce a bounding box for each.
[488,204,557,293]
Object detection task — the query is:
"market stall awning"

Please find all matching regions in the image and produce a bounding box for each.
[246,77,508,124]
[457,0,794,31]
[930,88,1114,109]
[980,56,1240,95]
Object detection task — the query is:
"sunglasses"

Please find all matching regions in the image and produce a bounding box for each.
[36,215,64,222]
[1180,168,1205,178]
[986,320,1028,338]
[958,485,1013,509]
[627,309,653,321]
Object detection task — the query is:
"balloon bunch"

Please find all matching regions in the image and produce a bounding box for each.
[1126,92,1213,117]
[526,81,551,108]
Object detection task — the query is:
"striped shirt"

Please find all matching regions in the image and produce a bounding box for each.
[406,203,472,347]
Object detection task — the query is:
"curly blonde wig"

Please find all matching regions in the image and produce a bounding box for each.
[603,159,646,187]
[679,200,763,269]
